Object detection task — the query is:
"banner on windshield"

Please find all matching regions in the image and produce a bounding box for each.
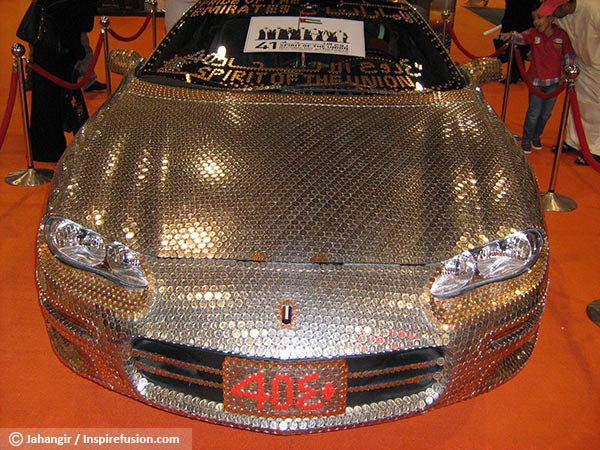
[244,16,366,57]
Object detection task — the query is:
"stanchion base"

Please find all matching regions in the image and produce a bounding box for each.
[587,299,600,327]
[5,168,54,186]
[541,191,578,212]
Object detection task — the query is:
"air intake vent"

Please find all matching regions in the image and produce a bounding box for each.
[132,339,225,403]
[131,338,444,407]
[346,348,444,405]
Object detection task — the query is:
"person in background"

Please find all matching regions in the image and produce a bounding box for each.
[164,0,196,31]
[500,1,575,153]
[495,0,538,83]
[75,32,107,92]
[464,0,489,6]
[550,0,600,165]
[30,0,97,162]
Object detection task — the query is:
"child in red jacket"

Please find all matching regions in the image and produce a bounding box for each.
[500,1,575,153]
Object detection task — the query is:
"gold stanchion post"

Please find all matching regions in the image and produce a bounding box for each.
[541,65,580,212]
[147,0,158,49]
[500,33,516,122]
[5,43,54,186]
[101,16,112,97]
[441,10,451,49]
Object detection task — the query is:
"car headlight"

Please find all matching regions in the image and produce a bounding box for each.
[430,229,544,299]
[44,216,148,289]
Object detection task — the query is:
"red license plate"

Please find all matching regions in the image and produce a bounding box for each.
[223,357,347,418]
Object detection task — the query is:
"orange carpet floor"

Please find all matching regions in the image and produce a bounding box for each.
[1,1,599,449]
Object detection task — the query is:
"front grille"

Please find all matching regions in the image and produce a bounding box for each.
[346,348,444,405]
[131,338,444,407]
[132,339,225,403]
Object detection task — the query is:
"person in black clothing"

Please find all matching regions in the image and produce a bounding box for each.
[29,0,97,162]
[76,32,107,92]
[495,0,539,83]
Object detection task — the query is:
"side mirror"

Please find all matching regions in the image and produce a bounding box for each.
[459,57,503,86]
[109,49,145,75]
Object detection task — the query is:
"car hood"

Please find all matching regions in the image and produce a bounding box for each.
[48,78,544,264]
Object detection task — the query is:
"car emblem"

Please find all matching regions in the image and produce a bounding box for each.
[279,299,296,327]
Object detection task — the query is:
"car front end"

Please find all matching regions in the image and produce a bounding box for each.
[36,0,549,433]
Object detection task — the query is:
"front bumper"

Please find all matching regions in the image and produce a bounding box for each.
[37,238,549,434]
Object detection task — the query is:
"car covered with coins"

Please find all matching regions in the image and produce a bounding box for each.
[37,0,549,434]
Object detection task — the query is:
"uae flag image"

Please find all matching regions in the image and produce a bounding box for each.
[298,17,322,25]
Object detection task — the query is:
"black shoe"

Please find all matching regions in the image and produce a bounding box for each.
[84,81,107,92]
[575,154,600,166]
[551,143,578,154]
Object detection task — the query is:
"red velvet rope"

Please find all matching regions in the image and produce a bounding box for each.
[447,24,508,59]
[29,35,104,90]
[0,70,19,151]
[514,49,567,99]
[108,12,152,42]
[569,90,600,173]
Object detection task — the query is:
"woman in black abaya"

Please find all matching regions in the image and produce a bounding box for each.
[494,0,538,83]
[29,0,96,162]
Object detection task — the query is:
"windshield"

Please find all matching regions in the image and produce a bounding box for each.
[139,0,466,94]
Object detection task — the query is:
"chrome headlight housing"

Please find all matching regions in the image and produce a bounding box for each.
[44,216,148,289]
[430,229,544,299]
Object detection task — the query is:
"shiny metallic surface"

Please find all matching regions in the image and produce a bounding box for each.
[6,43,54,186]
[14,42,33,166]
[441,9,450,49]
[109,49,144,76]
[564,64,580,79]
[587,299,600,327]
[147,0,158,49]
[545,64,579,201]
[36,0,550,434]
[541,191,578,212]
[38,230,549,432]
[47,80,543,263]
[11,42,26,57]
[501,36,517,121]
[460,57,503,86]
[101,17,112,97]
[5,168,54,186]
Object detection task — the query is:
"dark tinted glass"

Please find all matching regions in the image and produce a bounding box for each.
[139,0,466,93]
